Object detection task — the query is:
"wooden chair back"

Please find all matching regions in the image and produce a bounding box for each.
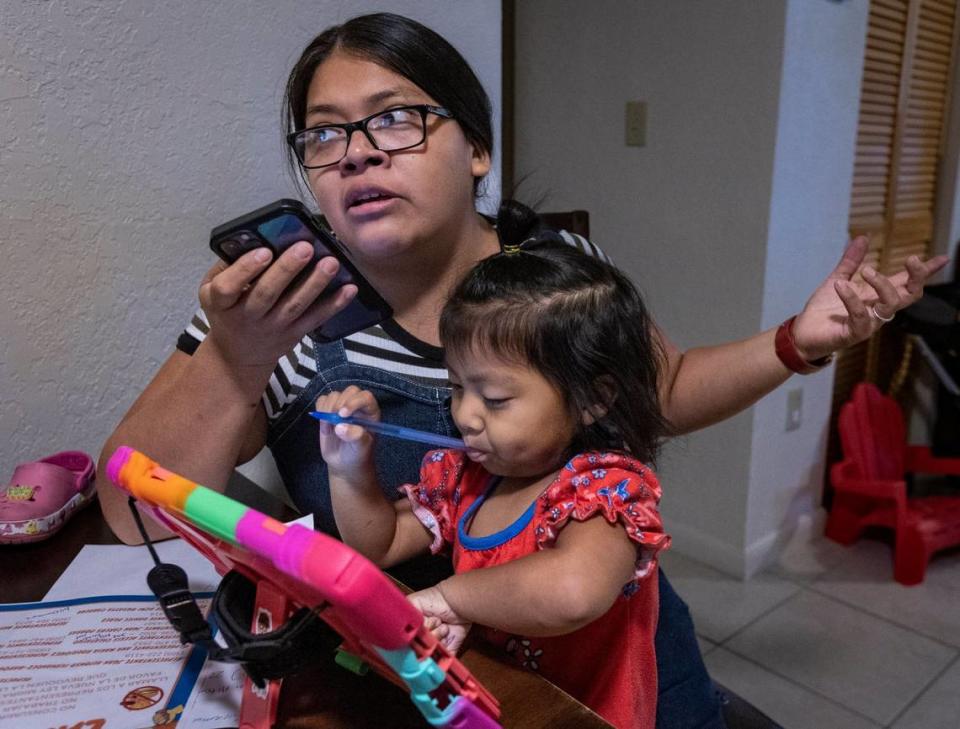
[539,210,590,238]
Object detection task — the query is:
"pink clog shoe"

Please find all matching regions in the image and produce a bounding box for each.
[0,451,96,544]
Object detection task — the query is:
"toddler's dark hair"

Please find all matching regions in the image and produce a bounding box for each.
[440,203,670,464]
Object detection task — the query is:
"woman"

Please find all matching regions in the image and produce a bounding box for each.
[97,13,947,728]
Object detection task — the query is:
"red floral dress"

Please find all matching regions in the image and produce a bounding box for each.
[402,450,670,729]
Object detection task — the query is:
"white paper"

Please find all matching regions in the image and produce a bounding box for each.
[176,663,248,729]
[44,541,222,602]
[44,513,313,602]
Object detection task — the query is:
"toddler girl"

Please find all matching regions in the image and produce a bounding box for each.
[317,233,671,728]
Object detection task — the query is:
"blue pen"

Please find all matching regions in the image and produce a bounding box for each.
[310,411,465,449]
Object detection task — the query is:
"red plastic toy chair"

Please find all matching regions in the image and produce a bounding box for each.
[825,382,960,585]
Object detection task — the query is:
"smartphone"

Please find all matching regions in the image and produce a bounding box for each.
[210,199,392,342]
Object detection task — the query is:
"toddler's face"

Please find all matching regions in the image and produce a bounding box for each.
[446,348,576,479]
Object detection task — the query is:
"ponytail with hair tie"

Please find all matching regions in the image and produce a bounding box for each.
[495,199,566,254]
[495,199,542,249]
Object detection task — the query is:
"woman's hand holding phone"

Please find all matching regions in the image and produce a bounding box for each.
[198,241,358,369]
[204,199,393,364]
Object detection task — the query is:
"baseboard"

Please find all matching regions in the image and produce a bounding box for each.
[664,520,749,579]
[746,508,829,577]
[666,509,829,580]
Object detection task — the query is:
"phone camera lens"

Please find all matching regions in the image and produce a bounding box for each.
[221,239,243,258]
[220,230,258,259]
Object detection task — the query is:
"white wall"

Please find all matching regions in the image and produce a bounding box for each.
[0,1,501,489]
[515,0,868,576]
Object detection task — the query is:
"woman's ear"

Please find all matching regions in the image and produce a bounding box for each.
[580,376,617,426]
[470,143,492,179]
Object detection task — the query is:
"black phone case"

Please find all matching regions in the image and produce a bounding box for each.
[210,199,392,342]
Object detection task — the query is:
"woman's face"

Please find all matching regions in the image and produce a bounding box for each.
[302,51,491,266]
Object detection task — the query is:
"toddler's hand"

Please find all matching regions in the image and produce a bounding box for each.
[315,386,380,475]
[408,584,472,654]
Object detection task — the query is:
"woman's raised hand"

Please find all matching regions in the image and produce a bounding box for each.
[199,242,357,368]
[791,235,949,362]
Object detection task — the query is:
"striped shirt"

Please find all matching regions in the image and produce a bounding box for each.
[176,229,605,421]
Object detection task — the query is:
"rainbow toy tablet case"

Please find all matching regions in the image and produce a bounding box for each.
[107,446,501,729]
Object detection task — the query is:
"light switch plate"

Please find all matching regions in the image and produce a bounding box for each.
[786,387,803,432]
[626,101,646,147]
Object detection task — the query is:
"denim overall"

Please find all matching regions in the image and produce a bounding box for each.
[266,336,725,728]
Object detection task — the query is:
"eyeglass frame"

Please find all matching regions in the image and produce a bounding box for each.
[286,104,454,169]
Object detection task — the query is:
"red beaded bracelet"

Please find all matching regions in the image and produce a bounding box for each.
[775,316,834,374]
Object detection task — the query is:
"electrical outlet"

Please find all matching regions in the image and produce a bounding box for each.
[785,388,803,432]
[625,101,646,147]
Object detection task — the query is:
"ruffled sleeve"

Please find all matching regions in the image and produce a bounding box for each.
[399,449,468,554]
[534,452,670,581]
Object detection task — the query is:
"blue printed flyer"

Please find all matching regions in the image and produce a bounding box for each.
[0,543,243,729]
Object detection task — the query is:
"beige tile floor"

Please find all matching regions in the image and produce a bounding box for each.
[661,531,960,729]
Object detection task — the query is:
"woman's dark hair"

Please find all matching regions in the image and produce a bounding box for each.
[440,203,671,465]
[283,12,493,194]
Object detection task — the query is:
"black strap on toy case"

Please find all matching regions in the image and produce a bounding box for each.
[128,497,338,688]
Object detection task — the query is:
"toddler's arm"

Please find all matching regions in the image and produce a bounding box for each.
[317,386,433,567]
[413,516,639,639]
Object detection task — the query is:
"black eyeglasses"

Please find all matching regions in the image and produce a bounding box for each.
[287,104,454,169]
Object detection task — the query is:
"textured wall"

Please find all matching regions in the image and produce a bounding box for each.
[0,1,500,477]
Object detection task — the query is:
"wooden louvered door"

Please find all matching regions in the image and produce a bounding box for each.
[830,0,958,465]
